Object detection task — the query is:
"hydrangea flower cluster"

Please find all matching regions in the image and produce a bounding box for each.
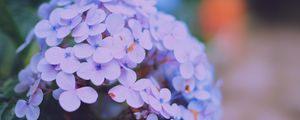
[14,0,222,120]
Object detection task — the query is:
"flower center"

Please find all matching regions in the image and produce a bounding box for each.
[95,64,102,71]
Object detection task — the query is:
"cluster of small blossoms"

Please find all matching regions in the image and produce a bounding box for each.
[14,0,222,120]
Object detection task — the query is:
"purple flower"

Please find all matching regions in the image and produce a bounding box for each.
[109,79,151,108]
[56,74,98,112]
[105,13,125,35]
[37,58,60,82]
[15,89,43,120]
[77,59,121,85]
[34,8,64,46]
[44,47,80,74]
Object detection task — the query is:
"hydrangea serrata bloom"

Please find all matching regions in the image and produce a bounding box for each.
[15,0,222,119]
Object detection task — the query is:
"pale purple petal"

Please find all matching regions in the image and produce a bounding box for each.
[102,60,121,80]
[110,45,126,59]
[76,87,98,104]
[162,35,176,50]
[52,88,64,100]
[73,43,94,59]
[131,78,151,91]
[195,64,206,80]
[128,19,142,39]
[72,22,89,37]
[148,96,162,111]
[180,62,194,79]
[172,76,185,92]
[49,8,63,25]
[126,89,144,108]
[77,62,94,80]
[194,90,210,100]
[118,68,136,87]
[174,48,188,63]
[159,88,171,102]
[57,26,71,38]
[26,105,40,120]
[92,47,113,63]
[89,23,106,36]
[86,8,106,25]
[14,83,30,93]
[34,20,53,38]
[29,89,43,106]
[56,71,75,90]
[127,44,145,63]
[90,70,105,86]
[74,34,88,43]
[60,8,78,20]
[60,58,80,74]
[45,36,62,46]
[108,85,127,102]
[105,13,124,34]
[59,90,81,112]
[140,30,153,50]
[15,100,28,118]
[139,91,149,104]
[45,47,65,64]
[146,114,158,120]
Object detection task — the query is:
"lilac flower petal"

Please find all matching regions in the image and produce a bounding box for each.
[159,88,171,102]
[194,90,210,100]
[37,3,54,19]
[14,83,30,93]
[46,36,62,46]
[108,85,127,102]
[26,105,40,120]
[76,87,98,104]
[131,78,151,91]
[60,58,80,73]
[162,35,176,50]
[74,34,88,43]
[72,22,89,37]
[102,60,121,80]
[86,8,106,25]
[73,43,94,59]
[92,47,113,63]
[150,85,160,99]
[195,64,206,80]
[140,30,153,50]
[104,3,136,16]
[118,68,136,87]
[126,89,144,108]
[89,23,106,36]
[15,100,28,118]
[41,69,58,82]
[90,70,105,86]
[174,48,188,63]
[111,45,126,59]
[139,91,149,104]
[29,53,43,73]
[52,88,64,100]
[30,89,43,106]
[45,47,65,64]
[60,8,78,20]
[27,80,41,97]
[77,62,93,80]
[87,34,102,45]
[146,114,158,120]
[50,8,63,24]
[180,63,194,79]
[127,44,145,63]
[56,71,75,90]
[148,95,162,111]
[105,13,124,34]
[59,90,81,112]
[172,76,184,92]
[34,20,52,38]
[57,26,71,38]
[128,19,142,39]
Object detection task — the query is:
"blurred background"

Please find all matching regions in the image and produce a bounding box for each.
[0,0,300,119]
